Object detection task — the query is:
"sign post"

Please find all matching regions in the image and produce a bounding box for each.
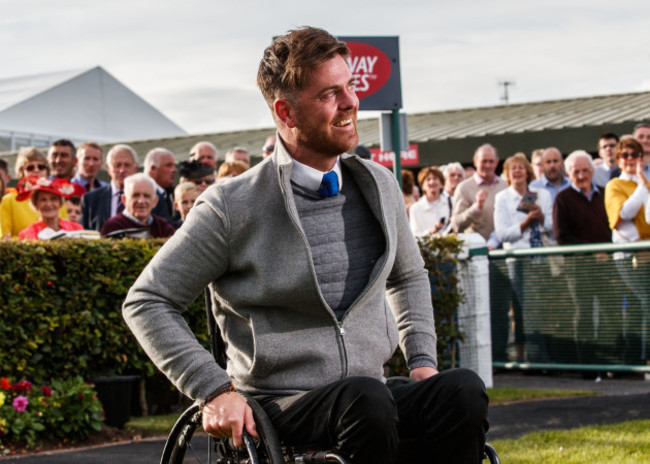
[339,36,404,184]
[391,109,402,186]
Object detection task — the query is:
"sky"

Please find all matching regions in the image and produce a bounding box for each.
[2,0,650,136]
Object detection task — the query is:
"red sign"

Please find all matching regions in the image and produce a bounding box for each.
[370,145,419,168]
[346,42,392,100]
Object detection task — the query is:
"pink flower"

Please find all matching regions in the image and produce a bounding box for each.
[41,385,52,397]
[13,395,28,412]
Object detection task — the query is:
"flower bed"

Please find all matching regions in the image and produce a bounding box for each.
[0,376,103,451]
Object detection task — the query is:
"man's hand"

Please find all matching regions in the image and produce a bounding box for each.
[409,366,439,381]
[475,189,488,211]
[202,392,258,447]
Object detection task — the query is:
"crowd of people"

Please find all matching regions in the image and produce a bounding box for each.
[0,137,272,240]
[403,123,650,363]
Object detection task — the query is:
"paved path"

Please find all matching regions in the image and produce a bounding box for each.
[488,392,650,440]
[5,372,650,462]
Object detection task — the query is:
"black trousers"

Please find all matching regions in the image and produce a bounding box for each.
[256,368,489,464]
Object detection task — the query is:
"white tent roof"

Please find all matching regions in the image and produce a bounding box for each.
[0,66,186,142]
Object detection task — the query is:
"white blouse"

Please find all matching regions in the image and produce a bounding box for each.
[493,186,553,249]
[409,195,450,237]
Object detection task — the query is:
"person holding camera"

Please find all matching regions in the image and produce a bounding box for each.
[409,166,449,236]
[493,153,553,362]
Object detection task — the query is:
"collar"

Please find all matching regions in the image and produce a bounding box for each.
[570,182,599,200]
[111,181,123,194]
[540,174,570,188]
[291,157,343,192]
[123,210,153,225]
[506,185,523,199]
[473,172,499,186]
[619,172,640,183]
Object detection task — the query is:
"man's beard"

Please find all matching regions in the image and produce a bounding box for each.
[294,111,358,157]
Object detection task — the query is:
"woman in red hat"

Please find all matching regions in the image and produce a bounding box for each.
[16,177,84,240]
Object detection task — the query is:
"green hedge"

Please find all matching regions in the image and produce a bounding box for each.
[0,239,207,385]
[1,236,463,387]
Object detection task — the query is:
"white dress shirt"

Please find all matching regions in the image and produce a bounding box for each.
[110,181,123,217]
[291,157,343,193]
[494,186,553,249]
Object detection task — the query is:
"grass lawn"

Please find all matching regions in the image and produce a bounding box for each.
[491,419,650,463]
[126,413,181,435]
[487,386,596,405]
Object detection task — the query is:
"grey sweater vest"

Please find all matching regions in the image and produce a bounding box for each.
[292,169,385,321]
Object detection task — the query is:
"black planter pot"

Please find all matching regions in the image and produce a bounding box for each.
[91,375,140,429]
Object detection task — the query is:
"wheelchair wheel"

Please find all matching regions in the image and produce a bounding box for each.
[160,402,284,464]
[484,443,501,464]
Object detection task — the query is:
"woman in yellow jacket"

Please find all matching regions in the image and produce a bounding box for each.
[604,137,650,362]
[0,147,67,238]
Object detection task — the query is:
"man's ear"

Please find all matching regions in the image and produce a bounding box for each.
[274,98,297,129]
[120,193,127,206]
[151,194,159,208]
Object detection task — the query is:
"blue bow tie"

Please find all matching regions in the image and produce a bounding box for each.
[317,171,339,197]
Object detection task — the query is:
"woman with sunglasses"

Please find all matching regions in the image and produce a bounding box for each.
[178,160,216,193]
[0,147,68,238]
[605,137,650,362]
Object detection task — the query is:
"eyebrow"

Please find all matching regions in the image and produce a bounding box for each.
[318,77,356,96]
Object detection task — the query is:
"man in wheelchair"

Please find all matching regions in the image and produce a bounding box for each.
[123,26,489,463]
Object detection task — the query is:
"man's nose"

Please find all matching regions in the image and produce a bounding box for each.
[340,87,359,110]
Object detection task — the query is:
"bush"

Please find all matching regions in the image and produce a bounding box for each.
[385,234,465,374]
[417,234,465,369]
[0,375,103,450]
[0,239,208,385]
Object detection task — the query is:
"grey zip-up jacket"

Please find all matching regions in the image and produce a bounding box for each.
[123,141,437,401]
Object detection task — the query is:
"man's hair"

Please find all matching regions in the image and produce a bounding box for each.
[15,147,49,178]
[503,153,535,185]
[257,26,350,108]
[564,150,594,174]
[225,147,250,163]
[51,139,77,158]
[144,148,174,173]
[0,158,8,175]
[107,144,139,167]
[78,142,103,156]
[599,132,619,143]
[124,173,156,196]
[189,141,217,158]
[441,162,465,180]
[473,143,498,161]
[633,122,650,134]
[542,146,562,160]
[615,138,643,159]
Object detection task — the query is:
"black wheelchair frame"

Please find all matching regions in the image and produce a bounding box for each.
[160,290,501,464]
